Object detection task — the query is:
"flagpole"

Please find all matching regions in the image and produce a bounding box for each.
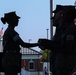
[50,0,53,72]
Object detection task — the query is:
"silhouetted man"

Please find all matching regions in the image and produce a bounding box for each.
[38,5,76,75]
[50,5,64,75]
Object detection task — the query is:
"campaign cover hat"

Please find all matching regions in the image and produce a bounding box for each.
[52,5,63,13]
[1,11,20,24]
[62,6,76,19]
[4,11,20,19]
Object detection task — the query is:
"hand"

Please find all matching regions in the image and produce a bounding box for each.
[38,39,49,50]
[38,39,50,44]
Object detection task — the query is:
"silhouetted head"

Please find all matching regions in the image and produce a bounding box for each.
[52,5,76,27]
[52,5,63,27]
[1,11,20,26]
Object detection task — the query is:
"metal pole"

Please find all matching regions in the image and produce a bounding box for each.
[38,54,39,75]
[46,29,49,74]
[29,39,32,43]
[46,29,49,39]
[50,0,53,72]
[50,0,53,40]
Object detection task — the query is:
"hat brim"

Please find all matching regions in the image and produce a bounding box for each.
[16,16,20,19]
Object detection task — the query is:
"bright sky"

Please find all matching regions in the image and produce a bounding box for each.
[0,0,75,51]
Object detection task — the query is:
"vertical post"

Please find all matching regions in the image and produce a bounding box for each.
[29,39,32,43]
[38,54,39,75]
[50,0,53,72]
[50,0,53,40]
[46,29,49,39]
[46,29,49,74]
[28,39,32,51]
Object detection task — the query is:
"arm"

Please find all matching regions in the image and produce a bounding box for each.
[38,37,74,51]
[38,39,62,50]
[13,34,39,48]
[18,38,39,48]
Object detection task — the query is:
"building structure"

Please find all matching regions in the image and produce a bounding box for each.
[20,47,43,75]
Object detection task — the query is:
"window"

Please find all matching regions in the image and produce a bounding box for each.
[28,60,34,70]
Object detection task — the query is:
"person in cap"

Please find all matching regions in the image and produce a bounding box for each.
[38,5,76,75]
[38,5,64,75]
[1,11,39,75]
[50,5,64,75]
[54,5,76,75]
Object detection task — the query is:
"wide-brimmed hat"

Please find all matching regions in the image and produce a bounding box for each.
[4,11,20,19]
[1,11,20,24]
[52,5,63,13]
[62,5,75,14]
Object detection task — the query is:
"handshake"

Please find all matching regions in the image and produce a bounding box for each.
[38,39,51,50]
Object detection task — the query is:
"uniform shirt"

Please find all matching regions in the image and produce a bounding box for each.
[3,26,20,53]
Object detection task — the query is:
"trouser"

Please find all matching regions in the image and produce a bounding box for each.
[2,52,21,74]
[50,53,57,75]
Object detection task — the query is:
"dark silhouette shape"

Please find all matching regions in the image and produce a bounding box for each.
[1,11,39,75]
[44,66,48,75]
[38,5,76,75]
[50,5,64,75]
[0,53,4,72]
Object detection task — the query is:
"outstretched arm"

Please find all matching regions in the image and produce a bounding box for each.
[38,38,74,52]
[38,39,62,50]
[13,34,39,48]
[18,38,39,48]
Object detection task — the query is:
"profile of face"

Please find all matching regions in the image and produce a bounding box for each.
[9,18,19,26]
[53,10,63,26]
[12,18,19,26]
